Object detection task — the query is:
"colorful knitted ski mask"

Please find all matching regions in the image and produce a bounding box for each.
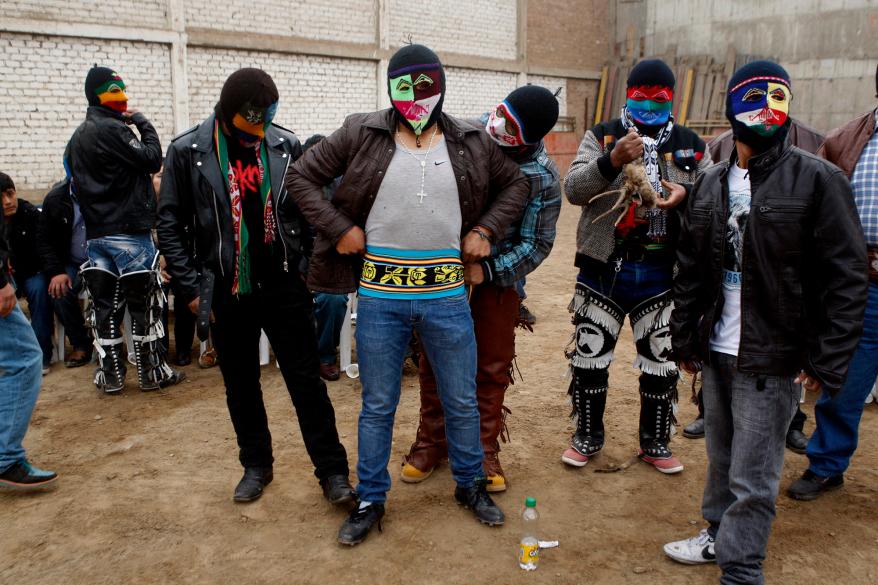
[216,68,280,145]
[387,44,445,136]
[625,59,675,129]
[85,66,128,113]
[726,60,792,152]
[486,85,560,148]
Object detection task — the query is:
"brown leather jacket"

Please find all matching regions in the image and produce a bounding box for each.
[818,109,877,178]
[285,109,530,293]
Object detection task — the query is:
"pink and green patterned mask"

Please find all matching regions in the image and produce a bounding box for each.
[389,65,443,135]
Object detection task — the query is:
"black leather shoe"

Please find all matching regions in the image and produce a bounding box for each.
[682,416,705,439]
[787,469,844,501]
[338,503,385,546]
[233,467,273,502]
[454,479,504,526]
[321,474,356,505]
[175,352,192,367]
[785,429,809,454]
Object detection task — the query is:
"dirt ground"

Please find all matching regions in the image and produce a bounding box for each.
[2,200,878,585]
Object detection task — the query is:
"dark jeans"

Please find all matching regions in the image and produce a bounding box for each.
[702,352,799,585]
[210,274,349,480]
[54,264,92,351]
[314,292,347,365]
[578,255,673,313]
[19,273,54,366]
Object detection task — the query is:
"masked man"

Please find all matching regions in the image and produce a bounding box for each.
[287,44,529,545]
[157,68,354,505]
[401,85,561,493]
[562,59,710,474]
[67,65,183,393]
[664,61,867,585]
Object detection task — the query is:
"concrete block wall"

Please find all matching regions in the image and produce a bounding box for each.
[187,47,377,138]
[1,0,605,192]
[0,32,174,192]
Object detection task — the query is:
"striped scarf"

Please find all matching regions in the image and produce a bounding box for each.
[214,121,276,295]
[621,107,674,239]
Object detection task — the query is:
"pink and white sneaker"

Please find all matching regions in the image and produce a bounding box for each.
[561,436,602,468]
[639,448,684,474]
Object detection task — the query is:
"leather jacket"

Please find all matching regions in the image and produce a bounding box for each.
[156,114,307,304]
[671,139,868,393]
[66,107,163,239]
[286,109,530,293]
[37,179,75,278]
[817,109,877,178]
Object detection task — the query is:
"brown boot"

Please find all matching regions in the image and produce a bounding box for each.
[471,284,520,493]
[401,354,447,483]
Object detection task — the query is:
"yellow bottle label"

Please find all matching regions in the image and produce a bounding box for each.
[519,542,540,566]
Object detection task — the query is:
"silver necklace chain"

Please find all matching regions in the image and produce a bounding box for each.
[396,126,439,204]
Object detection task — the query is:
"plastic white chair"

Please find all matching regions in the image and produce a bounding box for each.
[339,293,358,378]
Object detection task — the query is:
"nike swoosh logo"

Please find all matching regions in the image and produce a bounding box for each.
[702,547,716,560]
[434,160,447,165]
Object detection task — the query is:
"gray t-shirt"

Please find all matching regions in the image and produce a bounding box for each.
[365,136,461,251]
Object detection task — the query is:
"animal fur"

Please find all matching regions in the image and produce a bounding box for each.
[590,160,661,226]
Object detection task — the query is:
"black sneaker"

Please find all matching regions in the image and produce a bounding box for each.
[519,304,537,328]
[233,467,273,502]
[787,469,844,501]
[338,502,385,546]
[785,429,809,454]
[321,474,356,505]
[0,460,58,491]
[454,479,504,526]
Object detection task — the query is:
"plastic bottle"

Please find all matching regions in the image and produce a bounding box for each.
[518,497,540,571]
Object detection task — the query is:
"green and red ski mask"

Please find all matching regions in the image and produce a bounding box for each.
[387,44,445,136]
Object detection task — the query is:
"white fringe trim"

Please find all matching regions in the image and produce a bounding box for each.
[632,301,674,342]
[573,351,615,371]
[633,355,678,377]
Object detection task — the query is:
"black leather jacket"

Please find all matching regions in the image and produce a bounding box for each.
[66,107,163,239]
[671,139,868,393]
[156,114,307,305]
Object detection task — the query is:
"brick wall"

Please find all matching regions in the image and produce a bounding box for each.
[0,33,174,192]
[387,0,518,60]
[2,0,169,29]
[442,67,519,119]
[187,47,377,138]
[184,0,376,44]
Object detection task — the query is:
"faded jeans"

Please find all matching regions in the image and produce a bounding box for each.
[702,351,799,585]
[0,303,44,472]
[86,232,156,276]
[354,293,482,503]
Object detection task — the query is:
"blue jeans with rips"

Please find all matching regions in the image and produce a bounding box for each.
[314,293,348,365]
[0,303,44,472]
[86,233,156,275]
[806,282,878,477]
[354,293,481,503]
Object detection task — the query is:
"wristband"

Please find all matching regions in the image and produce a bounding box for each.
[471,226,492,242]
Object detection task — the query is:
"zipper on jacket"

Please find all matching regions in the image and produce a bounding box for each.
[276,154,293,272]
[212,189,226,278]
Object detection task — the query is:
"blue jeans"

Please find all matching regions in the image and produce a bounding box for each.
[807,282,878,477]
[515,277,527,300]
[578,256,673,313]
[87,233,156,275]
[314,293,348,365]
[355,293,481,503]
[20,273,54,366]
[0,303,44,472]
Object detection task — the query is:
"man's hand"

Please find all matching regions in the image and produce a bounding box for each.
[609,128,644,168]
[159,256,171,284]
[335,226,365,255]
[462,228,492,263]
[656,180,687,210]
[464,263,485,286]
[0,283,16,317]
[121,109,140,125]
[48,273,72,299]
[795,371,822,394]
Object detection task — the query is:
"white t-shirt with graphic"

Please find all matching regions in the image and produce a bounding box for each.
[710,163,751,357]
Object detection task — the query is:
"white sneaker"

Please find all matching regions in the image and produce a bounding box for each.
[663,529,716,564]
